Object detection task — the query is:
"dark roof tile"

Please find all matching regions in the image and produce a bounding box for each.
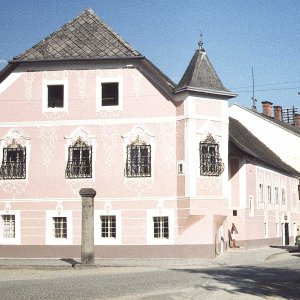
[229,117,299,177]
[176,48,230,93]
[13,8,141,61]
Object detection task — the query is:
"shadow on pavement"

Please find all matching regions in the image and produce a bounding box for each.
[270,245,300,253]
[59,258,80,267]
[172,265,300,300]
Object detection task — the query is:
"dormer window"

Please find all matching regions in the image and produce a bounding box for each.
[65,139,92,179]
[126,144,151,177]
[0,142,26,180]
[48,85,64,108]
[199,133,224,176]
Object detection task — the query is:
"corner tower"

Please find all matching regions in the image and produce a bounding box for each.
[174,35,237,247]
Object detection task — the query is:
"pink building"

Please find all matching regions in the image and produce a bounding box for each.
[0,9,299,258]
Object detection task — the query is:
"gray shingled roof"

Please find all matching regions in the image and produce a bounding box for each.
[13,8,141,61]
[175,48,231,94]
[229,117,299,177]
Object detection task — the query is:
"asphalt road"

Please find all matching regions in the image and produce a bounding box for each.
[0,252,299,299]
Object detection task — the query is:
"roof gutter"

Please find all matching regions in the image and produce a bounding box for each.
[174,85,238,98]
[9,55,145,64]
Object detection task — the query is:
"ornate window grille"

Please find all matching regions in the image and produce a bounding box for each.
[100,215,116,238]
[52,217,67,239]
[0,145,26,180]
[1,215,15,238]
[199,134,224,176]
[126,144,151,177]
[153,216,169,239]
[65,139,92,179]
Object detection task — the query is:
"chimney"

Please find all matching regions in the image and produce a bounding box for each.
[273,106,282,121]
[261,101,273,117]
[294,114,300,127]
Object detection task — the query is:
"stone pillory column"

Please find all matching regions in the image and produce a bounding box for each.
[79,188,96,265]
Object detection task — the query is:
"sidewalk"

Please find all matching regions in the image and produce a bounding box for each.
[0,247,293,269]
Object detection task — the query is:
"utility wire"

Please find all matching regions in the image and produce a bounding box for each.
[235,86,300,93]
[230,80,300,90]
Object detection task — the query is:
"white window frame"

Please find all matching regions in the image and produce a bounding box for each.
[0,210,21,245]
[94,210,121,245]
[147,209,174,245]
[42,79,68,113]
[45,210,73,245]
[96,76,123,111]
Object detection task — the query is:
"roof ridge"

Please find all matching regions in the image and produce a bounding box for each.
[86,9,140,56]
[13,8,141,61]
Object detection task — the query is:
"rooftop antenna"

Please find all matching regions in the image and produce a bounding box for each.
[251,67,257,110]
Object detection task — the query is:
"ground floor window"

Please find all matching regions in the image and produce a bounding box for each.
[100,215,116,238]
[95,210,121,245]
[52,217,67,239]
[46,210,72,245]
[1,214,15,238]
[147,209,174,244]
[153,216,169,239]
[0,211,20,244]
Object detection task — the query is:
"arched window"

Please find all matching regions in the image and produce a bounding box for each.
[199,133,224,176]
[126,144,151,177]
[65,138,92,179]
[0,140,26,180]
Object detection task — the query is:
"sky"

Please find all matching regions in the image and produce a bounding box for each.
[0,0,299,111]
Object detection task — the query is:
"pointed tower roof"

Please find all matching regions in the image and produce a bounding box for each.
[175,36,236,98]
[13,8,142,61]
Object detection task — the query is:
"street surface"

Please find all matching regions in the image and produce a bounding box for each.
[0,251,299,299]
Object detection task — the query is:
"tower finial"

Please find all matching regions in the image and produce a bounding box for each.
[198,31,204,51]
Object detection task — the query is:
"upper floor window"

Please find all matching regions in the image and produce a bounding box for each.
[282,188,286,206]
[43,79,68,112]
[199,133,224,176]
[259,183,264,203]
[0,144,26,180]
[275,187,279,205]
[65,139,92,179]
[102,82,119,106]
[48,85,64,108]
[126,144,151,177]
[267,185,272,204]
[96,76,123,111]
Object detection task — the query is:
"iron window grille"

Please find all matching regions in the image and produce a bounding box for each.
[0,147,26,180]
[1,215,15,238]
[199,134,224,176]
[126,144,151,177]
[153,216,169,239]
[66,140,92,179]
[53,217,67,239]
[100,215,116,238]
